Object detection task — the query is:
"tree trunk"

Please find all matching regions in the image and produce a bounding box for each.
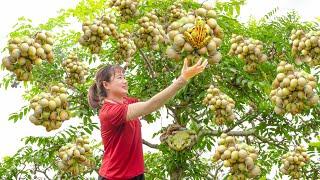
[170,167,184,180]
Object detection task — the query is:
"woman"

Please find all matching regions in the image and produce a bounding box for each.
[88,58,207,180]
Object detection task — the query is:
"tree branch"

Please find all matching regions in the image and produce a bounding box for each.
[166,106,181,124]
[33,164,52,180]
[143,139,159,149]
[253,133,286,150]
[199,128,255,137]
[213,163,223,180]
[36,169,51,180]
[223,118,247,133]
[138,48,156,78]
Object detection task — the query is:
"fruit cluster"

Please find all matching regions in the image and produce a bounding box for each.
[290,29,320,66]
[2,32,54,81]
[135,11,167,50]
[280,145,310,179]
[203,85,236,125]
[29,83,71,131]
[270,61,319,115]
[114,31,137,63]
[79,13,117,54]
[160,124,197,151]
[168,2,186,22]
[212,134,261,179]
[57,135,95,176]
[62,53,89,86]
[109,0,139,21]
[166,3,223,64]
[228,34,268,72]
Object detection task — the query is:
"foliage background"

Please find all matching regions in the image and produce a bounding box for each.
[0,0,319,179]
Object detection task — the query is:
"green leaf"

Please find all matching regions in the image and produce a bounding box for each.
[309,142,320,147]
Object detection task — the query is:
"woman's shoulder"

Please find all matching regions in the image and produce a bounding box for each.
[101,96,139,105]
[125,96,139,103]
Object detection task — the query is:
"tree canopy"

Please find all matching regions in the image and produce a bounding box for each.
[0,0,319,179]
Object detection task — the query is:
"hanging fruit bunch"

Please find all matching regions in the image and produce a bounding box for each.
[2,31,54,81]
[100,14,119,38]
[79,13,118,54]
[160,124,197,151]
[228,34,268,73]
[57,135,95,176]
[166,2,223,64]
[280,145,310,179]
[203,85,236,125]
[167,2,187,25]
[212,134,261,179]
[114,30,137,64]
[29,83,71,131]
[109,0,139,21]
[62,53,89,87]
[159,1,187,32]
[135,11,167,50]
[290,29,320,66]
[269,61,319,115]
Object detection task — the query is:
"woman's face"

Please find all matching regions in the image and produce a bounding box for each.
[104,70,128,97]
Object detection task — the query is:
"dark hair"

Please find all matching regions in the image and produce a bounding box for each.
[87,64,124,109]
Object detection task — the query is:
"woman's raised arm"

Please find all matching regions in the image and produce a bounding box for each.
[126,58,208,121]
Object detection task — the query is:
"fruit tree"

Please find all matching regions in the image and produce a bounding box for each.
[0,0,319,179]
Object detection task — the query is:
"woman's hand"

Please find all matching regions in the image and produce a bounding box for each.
[180,58,208,81]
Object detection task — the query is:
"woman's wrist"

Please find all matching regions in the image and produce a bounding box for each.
[177,75,188,84]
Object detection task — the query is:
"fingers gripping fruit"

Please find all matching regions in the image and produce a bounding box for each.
[269,61,319,115]
[160,124,197,151]
[166,3,223,64]
[280,145,310,179]
[62,53,89,86]
[2,31,54,81]
[203,85,236,125]
[114,31,137,63]
[135,11,167,50]
[290,29,320,66]
[57,135,95,176]
[228,34,268,73]
[79,13,118,54]
[212,134,261,179]
[109,0,139,21]
[29,83,71,131]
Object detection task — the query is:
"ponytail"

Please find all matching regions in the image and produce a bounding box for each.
[88,82,100,109]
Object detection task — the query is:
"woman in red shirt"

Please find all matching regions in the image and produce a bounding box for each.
[87,58,207,180]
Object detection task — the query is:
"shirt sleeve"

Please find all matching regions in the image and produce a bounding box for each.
[101,104,128,127]
[131,97,139,103]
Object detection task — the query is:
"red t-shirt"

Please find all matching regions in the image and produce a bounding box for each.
[98,97,144,179]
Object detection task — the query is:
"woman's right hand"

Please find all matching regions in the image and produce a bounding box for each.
[180,58,208,81]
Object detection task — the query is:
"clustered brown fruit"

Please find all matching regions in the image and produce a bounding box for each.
[79,13,117,54]
[270,61,319,115]
[203,85,236,125]
[135,11,167,50]
[160,124,197,151]
[290,29,320,66]
[2,32,54,81]
[109,0,139,21]
[57,135,95,176]
[29,83,70,131]
[212,134,261,179]
[166,2,223,64]
[280,145,310,179]
[62,53,89,86]
[114,31,137,63]
[228,34,268,73]
[168,2,187,22]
